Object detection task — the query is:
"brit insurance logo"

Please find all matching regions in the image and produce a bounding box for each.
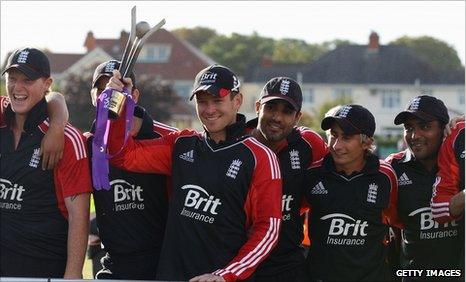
[321,213,369,246]
[0,178,25,210]
[409,207,459,240]
[111,179,145,212]
[282,194,294,221]
[180,184,222,224]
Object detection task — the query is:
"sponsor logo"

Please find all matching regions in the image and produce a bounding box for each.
[279,79,290,95]
[289,150,300,170]
[180,184,221,224]
[17,50,29,63]
[282,194,294,221]
[0,178,25,210]
[29,148,41,168]
[311,181,328,195]
[409,207,458,239]
[200,72,218,84]
[398,172,413,186]
[461,150,465,159]
[321,213,368,245]
[367,183,378,203]
[111,179,145,211]
[179,150,194,162]
[226,159,242,179]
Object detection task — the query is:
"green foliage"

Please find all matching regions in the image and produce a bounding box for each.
[201,32,275,75]
[320,39,354,51]
[0,79,5,96]
[172,27,218,48]
[390,36,463,72]
[271,38,327,64]
[299,97,353,134]
[174,27,357,76]
[61,66,179,132]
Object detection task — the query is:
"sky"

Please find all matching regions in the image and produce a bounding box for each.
[1,1,465,65]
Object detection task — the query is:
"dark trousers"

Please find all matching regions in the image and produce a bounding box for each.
[0,246,66,278]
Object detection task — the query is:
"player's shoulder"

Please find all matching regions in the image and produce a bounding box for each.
[243,136,281,179]
[385,150,406,165]
[296,126,325,144]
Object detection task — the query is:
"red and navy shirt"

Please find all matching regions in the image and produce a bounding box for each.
[387,149,463,271]
[87,106,177,259]
[1,98,92,260]
[108,113,282,282]
[431,120,465,223]
[245,119,328,276]
[305,153,400,281]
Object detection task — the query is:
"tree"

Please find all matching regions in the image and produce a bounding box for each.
[272,39,327,64]
[320,39,354,51]
[135,75,180,123]
[172,27,218,48]
[390,36,463,71]
[201,32,275,75]
[61,67,179,132]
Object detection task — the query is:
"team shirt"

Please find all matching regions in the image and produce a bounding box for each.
[305,153,400,281]
[107,113,282,282]
[432,120,465,223]
[245,119,328,276]
[1,97,92,260]
[387,149,463,272]
[87,106,176,258]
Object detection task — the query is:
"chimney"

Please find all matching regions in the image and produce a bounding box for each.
[368,31,379,51]
[84,31,96,52]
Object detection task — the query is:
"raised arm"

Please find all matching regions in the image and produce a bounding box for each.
[41,91,69,170]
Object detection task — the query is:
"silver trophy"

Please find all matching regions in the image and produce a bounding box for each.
[109,6,166,118]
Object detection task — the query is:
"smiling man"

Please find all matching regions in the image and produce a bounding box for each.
[0,47,91,278]
[305,104,401,281]
[104,65,282,282]
[247,77,328,282]
[387,95,463,281]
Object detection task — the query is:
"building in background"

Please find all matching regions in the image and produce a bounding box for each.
[2,29,215,129]
[244,32,465,136]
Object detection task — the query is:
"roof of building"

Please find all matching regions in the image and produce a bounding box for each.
[247,32,464,85]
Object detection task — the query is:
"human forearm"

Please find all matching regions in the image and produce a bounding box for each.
[449,190,465,218]
[64,193,90,279]
[42,92,68,169]
[45,91,69,127]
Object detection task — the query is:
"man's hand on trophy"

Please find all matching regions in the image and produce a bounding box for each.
[107,69,133,92]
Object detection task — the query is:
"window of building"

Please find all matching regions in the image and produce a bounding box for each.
[302,88,314,104]
[138,44,171,63]
[380,89,401,109]
[332,88,352,101]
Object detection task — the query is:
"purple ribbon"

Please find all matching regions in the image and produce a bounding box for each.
[92,87,135,190]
